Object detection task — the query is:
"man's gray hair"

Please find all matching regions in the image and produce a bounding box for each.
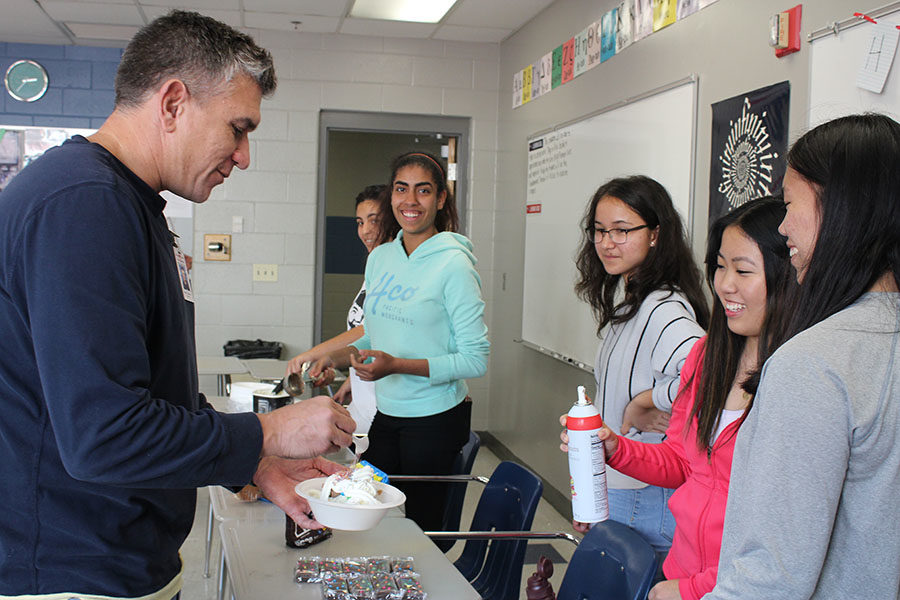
[115,10,276,107]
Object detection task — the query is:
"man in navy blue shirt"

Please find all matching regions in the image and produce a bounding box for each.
[0,11,355,598]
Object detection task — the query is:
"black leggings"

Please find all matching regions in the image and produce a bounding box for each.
[362,400,471,532]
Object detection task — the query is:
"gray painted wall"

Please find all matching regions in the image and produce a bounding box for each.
[490,0,856,503]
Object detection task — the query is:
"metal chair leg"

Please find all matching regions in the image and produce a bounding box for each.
[203,496,214,578]
[216,542,227,600]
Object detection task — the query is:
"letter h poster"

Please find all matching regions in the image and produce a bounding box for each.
[708,81,790,228]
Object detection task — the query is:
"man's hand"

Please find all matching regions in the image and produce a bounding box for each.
[253,456,348,528]
[259,396,355,459]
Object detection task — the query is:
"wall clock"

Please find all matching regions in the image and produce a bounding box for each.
[4,60,50,102]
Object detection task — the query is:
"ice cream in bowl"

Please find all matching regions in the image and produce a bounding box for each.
[295,465,406,531]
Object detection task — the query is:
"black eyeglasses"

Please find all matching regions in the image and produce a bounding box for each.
[591,224,649,244]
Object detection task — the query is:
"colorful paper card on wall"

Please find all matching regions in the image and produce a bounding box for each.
[530,63,542,101]
[652,0,677,31]
[587,20,602,68]
[600,8,618,62]
[512,70,523,108]
[552,45,563,88]
[634,0,653,40]
[561,37,575,84]
[539,52,553,95]
[574,27,589,77]
[617,1,634,52]
[677,0,700,19]
[522,65,533,104]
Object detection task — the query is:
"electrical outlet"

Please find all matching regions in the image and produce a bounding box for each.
[253,264,278,282]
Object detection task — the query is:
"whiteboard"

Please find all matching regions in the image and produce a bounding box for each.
[809,12,900,127]
[522,79,697,369]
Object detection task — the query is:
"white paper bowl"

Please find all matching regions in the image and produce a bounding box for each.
[295,477,406,531]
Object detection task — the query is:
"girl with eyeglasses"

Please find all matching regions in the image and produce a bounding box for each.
[564,175,709,561]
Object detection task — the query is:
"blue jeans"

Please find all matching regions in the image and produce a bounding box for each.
[604,486,676,566]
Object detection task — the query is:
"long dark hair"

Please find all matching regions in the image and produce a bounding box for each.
[376,151,458,245]
[764,114,900,356]
[690,197,795,450]
[575,175,709,333]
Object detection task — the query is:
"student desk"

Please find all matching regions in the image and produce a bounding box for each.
[211,486,479,600]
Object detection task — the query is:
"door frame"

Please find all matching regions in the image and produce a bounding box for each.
[315,110,471,345]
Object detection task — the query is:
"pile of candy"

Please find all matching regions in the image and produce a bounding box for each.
[295,556,426,599]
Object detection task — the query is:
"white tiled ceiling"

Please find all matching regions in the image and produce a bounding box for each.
[0,0,556,46]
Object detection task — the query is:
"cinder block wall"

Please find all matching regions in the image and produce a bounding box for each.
[0,43,121,128]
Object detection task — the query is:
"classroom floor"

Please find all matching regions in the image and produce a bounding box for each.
[179,444,577,599]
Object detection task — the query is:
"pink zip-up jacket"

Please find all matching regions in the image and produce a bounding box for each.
[607,337,745,600]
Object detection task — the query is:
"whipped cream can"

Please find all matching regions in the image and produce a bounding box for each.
[567,385,609,523]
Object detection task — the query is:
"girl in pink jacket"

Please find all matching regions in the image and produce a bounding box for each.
[563,196,795,600]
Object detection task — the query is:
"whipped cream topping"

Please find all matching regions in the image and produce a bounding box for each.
[320,465,381,505]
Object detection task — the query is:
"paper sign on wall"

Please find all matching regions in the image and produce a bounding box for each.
[857,22,900,93]
[574,27,589,77]
[561,37,575,83]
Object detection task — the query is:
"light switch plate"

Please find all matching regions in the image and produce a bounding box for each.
[253,264,278,282]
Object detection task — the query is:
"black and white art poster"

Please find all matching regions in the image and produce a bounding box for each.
[708,81,790,227]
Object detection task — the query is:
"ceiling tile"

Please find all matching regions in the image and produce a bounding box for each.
[433,24,510,43]
[65,22,141,41]
[139,0,241,9]
[339,18,436,39]
[141,6,242,28]
[41,1,145,25]
[242,0,350,17]
[0,0,67,39]
[445,0,554,29]
[244,12,339,33]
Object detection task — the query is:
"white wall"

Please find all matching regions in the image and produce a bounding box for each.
[190,31,501,428]
[491,0,862,503]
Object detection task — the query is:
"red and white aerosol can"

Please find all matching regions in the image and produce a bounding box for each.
[567,385,609,523]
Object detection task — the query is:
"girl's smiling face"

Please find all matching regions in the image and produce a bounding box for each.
[391,164,446,251]
[779,167,822,283]
[714,225,767,340]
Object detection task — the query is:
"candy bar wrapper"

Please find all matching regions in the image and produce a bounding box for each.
[342,557,368,575]
[320,572,347,599]
[323,558,344,573]
[346,573,377,599]
[295,557,323,583]
[367,556,393,574]
[394,571,427,600]
[390,557,415,573]
[356,460,389,484]
[370,572,402,600]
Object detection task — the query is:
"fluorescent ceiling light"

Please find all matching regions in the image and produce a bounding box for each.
[350,0,458,23]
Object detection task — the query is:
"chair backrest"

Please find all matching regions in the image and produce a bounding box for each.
[453,460,544,600]
[556,519,660,600]
[439,431,481,543]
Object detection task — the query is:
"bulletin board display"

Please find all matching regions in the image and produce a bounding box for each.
[808,11,900,126]
[521,78,697,370]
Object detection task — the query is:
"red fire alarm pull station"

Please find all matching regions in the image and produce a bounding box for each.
[773,4,802,58]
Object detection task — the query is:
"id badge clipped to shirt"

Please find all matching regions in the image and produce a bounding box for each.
[174,246,194,303]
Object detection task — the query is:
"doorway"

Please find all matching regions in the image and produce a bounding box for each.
[315,110,470,344]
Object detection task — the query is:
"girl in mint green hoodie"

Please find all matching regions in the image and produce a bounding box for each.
[311,151,489,532]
